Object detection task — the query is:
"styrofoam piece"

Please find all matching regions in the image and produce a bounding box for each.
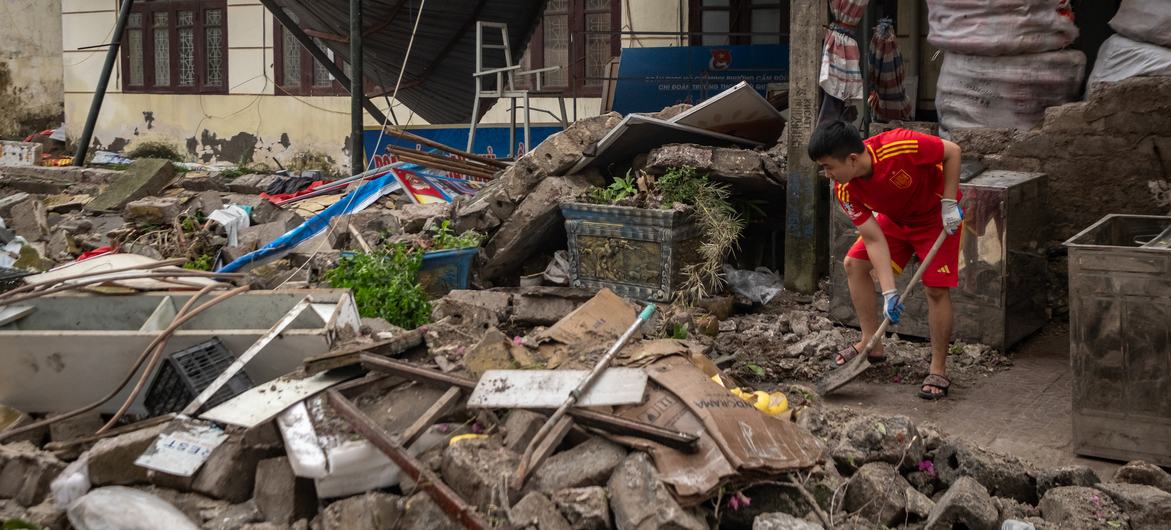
[276,401,328,479]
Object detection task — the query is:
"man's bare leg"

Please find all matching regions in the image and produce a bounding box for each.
[844,256,884,358]
[923,286,952,395]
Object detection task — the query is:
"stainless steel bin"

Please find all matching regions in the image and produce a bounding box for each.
[1065,214,1171,465]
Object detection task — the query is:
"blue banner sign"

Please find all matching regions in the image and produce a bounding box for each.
[363,125,561,170]
[612,44,789,115]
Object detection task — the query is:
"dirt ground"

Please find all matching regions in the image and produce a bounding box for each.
[821,321,1122,479]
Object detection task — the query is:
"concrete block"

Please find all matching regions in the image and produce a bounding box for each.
[511,491,572,530]
[607,453,706,530]
[124,196,186,224]
[190,435,267,502]
[531,438,627,495]
[253,457,316,524]
[318,492,402,530]
[391,202,449,234]
[86,158,177,212]
[9,198,48,241]
[84,423,169,486]
[0,192,30,218]
[398,493,460,530]
[1114,460,1171,494]
[552,487,611,530]
[923,476,998,530]
[49,411,103,443]
[503,409,545,454]
[226,173,280,194]
[177,172,228,192]
[440,437,518,512]
[481,174,600,282]
[0,442,66,507]
[1039,486,1128,529]
[844,462,934,526]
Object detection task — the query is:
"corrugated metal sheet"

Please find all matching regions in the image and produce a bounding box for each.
[274,0,547,125]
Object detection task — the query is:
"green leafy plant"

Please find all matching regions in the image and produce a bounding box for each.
[586,171,638,204]
[126,140,184,162]
[662,167,744,304]
[429,220,484,250]
[183,254,214,271]
[746,363,766,377]
[670,322,690,340]
[325,245,432,329]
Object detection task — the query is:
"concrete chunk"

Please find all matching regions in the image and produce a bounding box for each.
[511,491,572,530]
[504,410,545,454]
[318,492,402,530]
[84,423,169,486]
[399,493,460,530]
[607,452,706,530]
[189,435,267,502]
[552,487,611,530]
[531,438,627,495]
[124,196,186,224]
[1094,482,1171,530]
[481,174,600,282]
[1040,486,1129,530]
[1114,460,1171,494]
[844,462,934,526]
[0,442,66,507]
[752,512,823,530]
[924,476,998,530]
[86,158,177,212]
[440,437,518,513]
[1036,465,1100,498]
[253,457,317,524]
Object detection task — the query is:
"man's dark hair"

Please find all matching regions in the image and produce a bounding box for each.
[807,121,865,161]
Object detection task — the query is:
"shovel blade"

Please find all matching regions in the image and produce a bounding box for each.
[815,354,873,396]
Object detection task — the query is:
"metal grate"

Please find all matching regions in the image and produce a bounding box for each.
[0,267,31,293]
[144,338,253,417]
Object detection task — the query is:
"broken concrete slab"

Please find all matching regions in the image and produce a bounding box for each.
[531,112,623,177]
[177,171,228,192]
[398,492,460,530]
[317,491,402,530]
[832,415,925,473]
[509,287,597,326]
[1039,486,1129,530]
[511,491,573,530]
[1093,482,1171,530]
[481,174,601,282]
[0,442,67,507]
[552,487,611,530]
[392,202,450,234]
[253,457,317,524]
[453,180,515,233]
[200,500,264,530]
[504,410,546,454]
[86,158,177,212]
[440,437,518,512]
[531,437,628,495]
[0,192,30,218]
[934,439,1038,504]
[226,173,280,195]
[752,512,824,530]
[42,193,93,214]
[432,289,512,324]
[84,423,170,486]
[327,209,402,250]
[48,411,104,444]
[645,143,783,192]
[1113,460,1171,494]
[464,327,515,378]
[124,196,186,225]
[607,452,707,530]
[1036,465,1100,498]
[924,476,998,530]
[9,197,49,241]
[844,462,934,526]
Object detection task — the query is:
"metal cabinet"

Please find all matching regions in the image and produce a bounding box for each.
[1065,214,1171,465]
[829,171,1049,351]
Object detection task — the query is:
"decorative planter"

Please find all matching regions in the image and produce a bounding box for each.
[561,202,701,302]
[417,247,478,298]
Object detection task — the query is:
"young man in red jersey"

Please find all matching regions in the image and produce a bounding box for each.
[808,121,964,399]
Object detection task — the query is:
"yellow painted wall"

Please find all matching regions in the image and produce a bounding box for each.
[63,0,684,171]
[1,0,64,139]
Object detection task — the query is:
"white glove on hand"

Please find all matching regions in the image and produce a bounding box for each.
[941,199,963,235]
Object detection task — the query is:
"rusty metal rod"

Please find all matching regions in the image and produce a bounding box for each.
[387,151,497,179]
[384,145,497,174]
[325,389,490,530]
[360,355,699,451]
[382,127,509,169]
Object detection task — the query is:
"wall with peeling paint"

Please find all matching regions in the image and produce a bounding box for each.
[62,0,683,173]
[0,0,65,140]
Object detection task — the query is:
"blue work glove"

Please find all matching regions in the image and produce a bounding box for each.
[941,199,964,235]
[882,289,904,324]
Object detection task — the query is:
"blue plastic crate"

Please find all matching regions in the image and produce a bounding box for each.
[418,247,478,298]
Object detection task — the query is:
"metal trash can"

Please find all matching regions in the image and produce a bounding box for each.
[1065,214,1171,465]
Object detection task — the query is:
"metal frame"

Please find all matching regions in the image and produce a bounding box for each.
[468,21,568,158]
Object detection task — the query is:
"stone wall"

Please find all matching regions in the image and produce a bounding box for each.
[951,76,1171,239]
[0,0,64,140]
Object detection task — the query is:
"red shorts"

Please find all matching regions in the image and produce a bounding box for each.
[846,214,962,288]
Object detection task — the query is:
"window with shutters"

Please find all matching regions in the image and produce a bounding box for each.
[689,0,789,46]
[272,11,351,96]
[121,0,228,93]
[522,0,621,96]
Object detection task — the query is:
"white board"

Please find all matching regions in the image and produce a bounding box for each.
[467,368,648,409]
[135,419,229,477]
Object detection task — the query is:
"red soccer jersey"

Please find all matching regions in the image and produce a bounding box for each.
[834,129,957,227]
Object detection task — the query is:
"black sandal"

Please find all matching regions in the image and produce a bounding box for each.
[918,373,951,400]
[833,344,887,367]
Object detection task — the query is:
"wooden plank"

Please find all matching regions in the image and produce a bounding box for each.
[516,416,573,485]
[303,329,424,375]
[467,369,648,408]
[400,387,462,447]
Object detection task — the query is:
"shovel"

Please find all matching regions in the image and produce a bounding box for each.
[511,303,657,488]
[816,230,948,396]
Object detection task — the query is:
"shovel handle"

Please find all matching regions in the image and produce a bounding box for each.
[861,230,949,354]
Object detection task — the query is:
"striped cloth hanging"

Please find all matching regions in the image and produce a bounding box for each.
[868,18,913,121]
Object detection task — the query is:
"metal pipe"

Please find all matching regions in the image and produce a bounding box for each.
[326,389,491,530]
[382,127,509,169]
[350,0,365,175]
[258,0,388,126]
[73,0,136,166]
